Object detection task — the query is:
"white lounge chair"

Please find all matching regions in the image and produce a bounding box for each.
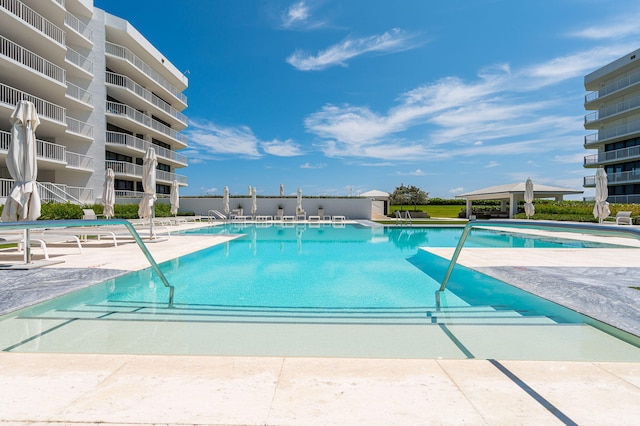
[1,231,83,260]
[616,211,633,225]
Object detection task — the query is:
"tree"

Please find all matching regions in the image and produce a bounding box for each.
[390,184,429,210]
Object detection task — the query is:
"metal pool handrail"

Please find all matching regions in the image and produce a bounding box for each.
[439,219,640,292]
[0,219,175,306]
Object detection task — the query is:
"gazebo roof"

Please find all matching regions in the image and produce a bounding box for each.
[456,183,583,200]
[361,190,390,198]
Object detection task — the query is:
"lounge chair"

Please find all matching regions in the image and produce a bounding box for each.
[616,211,633,225]
[1,231,83,260]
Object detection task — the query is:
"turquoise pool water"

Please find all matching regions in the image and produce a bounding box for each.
[1,224,639,360]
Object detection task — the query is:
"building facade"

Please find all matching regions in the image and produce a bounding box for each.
[583,48,640,203]
[1,0,188,206]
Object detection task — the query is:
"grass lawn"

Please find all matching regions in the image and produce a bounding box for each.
[391,205,463,218]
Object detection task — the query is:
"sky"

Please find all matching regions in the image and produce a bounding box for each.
[94,0,640,199]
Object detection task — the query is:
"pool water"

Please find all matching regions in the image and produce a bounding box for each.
[1,224,639,360]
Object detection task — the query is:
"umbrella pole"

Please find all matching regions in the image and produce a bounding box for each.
[150,203,155,240]
[24,229,31,264]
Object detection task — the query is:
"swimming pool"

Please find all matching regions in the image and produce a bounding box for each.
[1,223,639,360]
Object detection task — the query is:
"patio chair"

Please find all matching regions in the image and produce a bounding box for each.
[615,211,633,225]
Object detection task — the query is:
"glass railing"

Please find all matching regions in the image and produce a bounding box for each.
[583,146,640,166]
[584,94,640,124]
[585,69,640,103]
[584,120,640,146]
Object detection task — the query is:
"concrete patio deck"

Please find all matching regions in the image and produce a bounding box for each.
[0,221,639,425]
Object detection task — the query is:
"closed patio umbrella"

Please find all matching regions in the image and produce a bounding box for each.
[251,186,257,217]
[170,179,180,216]
[524,177,535,219]
[593,168,610,224]
[223,186,230,216]
[280,183,284,196]
[1,100,41,263]
[138,147,158,239]
[296,187,303,214]
[102,168,115,219]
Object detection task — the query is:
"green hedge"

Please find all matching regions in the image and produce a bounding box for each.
[0,202,183,220]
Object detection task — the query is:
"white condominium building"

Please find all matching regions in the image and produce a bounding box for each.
[0,0,188,205]
[584,48,640,203]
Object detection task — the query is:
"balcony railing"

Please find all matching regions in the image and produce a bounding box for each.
[584,93,640,125]
[64,12,93,43]
[584,145,640,166]
[0,82,66,123]
[608,194,640,204]
[105,42,187,105]
[586,170,640,187]
[105,72,187,125]
[106,160,188,185]
[115,189,172,198]
[106,101,187,145]
[65,151,93,170]
[0,0,65,45]
[66,81,92,105]
[0,129,66,162]
[585,69,640,103]
[584,119,640,146]
[66,116,93,138]
[1,178,93,204]
[0,35,66,84]
[65,47,93,75]
[106,131,188,165]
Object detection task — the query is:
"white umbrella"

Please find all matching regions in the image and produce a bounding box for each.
[102,168,115,219]
[1,100,41,263]
[223,186,230,216]
[524,177,535,219]
[296,187,303,214]
[170,179,180,216]
[251,186,257,217]
[248,185,252,196]
[279,183,284,196]
[138,147,157,238]
[593,168,610,224]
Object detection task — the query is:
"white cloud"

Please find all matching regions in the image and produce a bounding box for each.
[287,28,418,71]
[448,187,464,195]
[569,11,640,40]
[282,1,310,28]
[485,161,500,168]
[300,162,327,169]
[396,168,427,176]
[261,139,303,156]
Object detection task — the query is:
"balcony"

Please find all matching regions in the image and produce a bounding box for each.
[0,35,66,85]
[106,160,188,185]
[106,131,188,166]
[1,178,94,204]
[0,0,65,46]
[66,116,93,139]
[65,47,93,77]
[0,129,65,164]
[105,42,187,108]
[584,119,640,147]
[584,145,640,167]
[65,151,93,171]
[585,69,640,105]
[65,81,92,106]
[106,101,187,147]
[584,93,640,128]
[0,82,66,125]
[584,170,640,187]
[608,194,640,204]
[64,11,93,46]
[106,72,187,128]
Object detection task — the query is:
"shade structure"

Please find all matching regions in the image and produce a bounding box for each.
[102,168,115,219]
[223,186,230,215]
[524,177,535,219]
[593,168,610,223]
[1,100,41,223]
[296,187,303,214]
[170,179,180,216]
[138,147,158,238]
[251,186,257,217]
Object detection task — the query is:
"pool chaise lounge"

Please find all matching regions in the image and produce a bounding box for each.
[0,231,83,260]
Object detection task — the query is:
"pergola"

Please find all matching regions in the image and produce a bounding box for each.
[456,183,583,219]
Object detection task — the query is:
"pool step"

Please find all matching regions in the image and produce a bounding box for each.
[29,302,558,326]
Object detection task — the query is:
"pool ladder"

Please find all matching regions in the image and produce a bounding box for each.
[395,210,412,226]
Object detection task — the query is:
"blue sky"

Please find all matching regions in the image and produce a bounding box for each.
[94,0,640,198]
